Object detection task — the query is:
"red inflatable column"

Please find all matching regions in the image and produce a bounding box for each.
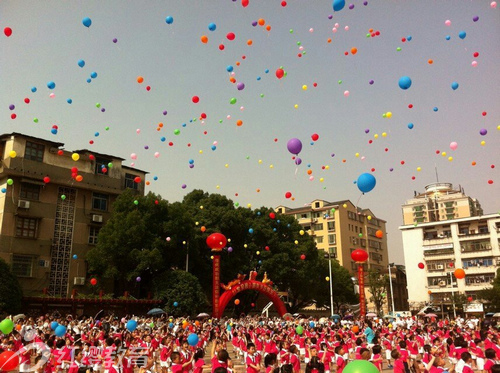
[358,264,366,318]
[212,253,221,318]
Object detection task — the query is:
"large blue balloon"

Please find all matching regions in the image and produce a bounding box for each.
[333,0,346,11]
[187,333,199,346]
[55,325,66,337]
[398,76,412,90]
[82,17,92,28]
[357,173,376,193]
[50,321,59,330]
[126,320,137,332]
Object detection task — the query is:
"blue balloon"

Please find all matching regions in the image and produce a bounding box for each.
[168,322,174,328]
[208,23,216,31]
[87,79,92,83]
[1,188,6,194]
[78,60,85,68]
[309,321,315,327]
[173,301,179,307]
[333,0,346,11]
[67,99,72,104]
[187,333,199,346]
[72,254,77,259]
[249,228,254,234]
[433,107,439,112]
[357,173,376,193]
[407,123,414,129]
[82,17,92,28]
[47,81,56,89]
[226,65,234,72]
[31,87,37,93]
[451,82,459,90]
[50,322,59,330]
[126,320,137,332]
[90,72,97,79]
[445,35,451,40]
[398,76,412,90]
[55,325,66,337]
[165,16,174,24]
[458,31,466,39]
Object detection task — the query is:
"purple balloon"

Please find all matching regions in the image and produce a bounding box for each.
[252,21,258,27]
[295,158,302,165]
[328,14,333,19]
[479,128,487,136]
[136,277,141,282]
[287,138,302,155]
[113,38,118,43]
[163,110,168,115]
[365,129,370,133]
[9,104,15,110]
[237,82,245,90]
[181,184,187,189]
[473,16,479,22]
[363,1,368,5]
[228,247,233,252]
[369,80,374,85]
[349,4,354,9]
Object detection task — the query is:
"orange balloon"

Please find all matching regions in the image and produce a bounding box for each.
[428,290,432,295]
[428,59,434,64]
[236,120,243,126]
[247,39,253,46]
[307,169,312,175]
[352,325,359,333]
[351,47,358,55]
[137,76,144,84]
[327,38,332,43]
[258,19,265,26]
[201,35,208,44]
[454,268,465,279]
[234,299,240,305]
[375,230,383,238]
[229,77,236,83]
[16,324,21,331]
[200,226,206,232]
[266,25,271,31]
[75,175,83,182]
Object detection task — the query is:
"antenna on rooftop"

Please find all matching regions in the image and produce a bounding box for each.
[434,164,439,183]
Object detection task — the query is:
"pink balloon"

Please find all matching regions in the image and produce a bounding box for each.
[344,90,350,97]
[131,153,137,160]
[471,61,478,67]
[491,1,497,8]
[450,142,458,151]
[445,20,451,26]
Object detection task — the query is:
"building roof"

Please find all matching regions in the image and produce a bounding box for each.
[73,149,125,161]
[0,132,64,148]
[122,164,149,175]
[399,212,500,230]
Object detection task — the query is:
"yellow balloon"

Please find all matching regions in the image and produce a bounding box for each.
[227,238,231,242]
[72,153,80,161]
[244,244,248,248]
[225,164,229,168]
[355,153,359,157]
[247,203,252,208]
[480,141,486,146]
[319,178,324,182]
[299,230,305,235]
[294,104,298,109]
[256,251,260,255]
[294,240,298,244]
[195,221,199,225]
[325,277,330,281]
[210,256,214,260]
[343,204,347,208]
[302,85,308,90]
[382,132,387,137]
[200,206,204,209]
[448,156,453,161]
[386,112,392,118]
[9,150,17,158]
[441,152,447,156]
[374,134,379,139]
[325,165,330,170]
[417,167,421,172]
[199,150,203,154]
[269,164,273,168]
[216,185,220,189]
[258,159,263,164]
[367,215,372,220]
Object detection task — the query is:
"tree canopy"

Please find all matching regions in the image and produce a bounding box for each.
[87,189,357,314]
[0,258,23,314]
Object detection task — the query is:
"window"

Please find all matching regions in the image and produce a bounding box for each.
[300,213,309,219]
[463,258,493,269]
[328,234,336,244]
[12,255,33,277]
[327,221,335,231]
[95,157,112,175]
[316,236,324,244]
[478,225,489,234]
[329,247,337,257]
[88,226,101,245]
[348,211,357,220]
[312,223,323,231]
[314,202,320,208]
[125,173,139,190]
[0,142,5,160]
[25,141,44,162]
[20,183,40,200]
[16,217,38,238]
[92,193,108,211]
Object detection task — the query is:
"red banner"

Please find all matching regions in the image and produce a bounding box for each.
[358,264,366,318]
[212,254,221,318]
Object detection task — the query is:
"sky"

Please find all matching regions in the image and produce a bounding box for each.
[1,0,499,265]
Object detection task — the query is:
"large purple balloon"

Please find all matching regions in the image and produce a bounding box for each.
[287,138,302,155]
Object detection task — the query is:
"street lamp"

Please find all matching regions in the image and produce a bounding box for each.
[388,263,396,316]
[324,250,335,317]
[351,249,369,318]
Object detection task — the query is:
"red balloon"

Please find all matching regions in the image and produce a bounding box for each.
[300,254,306,260]
[226,32,236,41]
[241,0,249,7]
[269,212,276,219]
[311,133,319,141]
[90,278,97,286]
[0,351,18,371]
[418,263,425,269]
[192,96,199,103]
[206,233,227,250]
[281,1,287,6]
[351,249,368,263]
[43,176,50,184]
[276,68,284,79]
[285,191,292,199]
[134,176,142,183]
[4,27,12,37]
[467,296,473,302]
[265,246,270,251]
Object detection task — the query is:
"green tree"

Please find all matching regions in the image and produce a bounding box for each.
[367,269,389,316]
[154,270,208,317]
[0,258,23,314]
[478,268,500,309]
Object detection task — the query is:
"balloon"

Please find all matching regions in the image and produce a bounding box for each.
[352,325,359,333]
[77,60,85,68]
[50,321,59,330]
[269,212,276,219]
[445,20,451,26]
[418,263,425,269]
[458,31,466,39]
[351,249,368,263]
[333,0,346,11]
[296,325,303,335]
[208,23,216,31]
[9,151,17,158]
[82,17,92,28]
[398,76,412,90]
[165,16,174,24]
[451,82,459,90]
[0,319,14,334]
[375,230,383,238]
[90,278,97,286]
[200,35,208,43]
[54,325,66,337]
[126,320,137,332]
[450,142,458,151]
[4,27,12,37]
[300,254,306,260]
[285,192,292,199]
[454,268,465,279]
[311,133,319,141]
[309,321,315,327]
[136,277,141,282]
[287,138,302,155]
[343,360,379,373]
[206,233,227,250]
[276,68,284,79]
[234,299,240,305]
[173,301,179,307]
[187,333,199,346]
[357,173,376,193]
[226,32,235,41]
[72,153,80,161]
[0,351,19,372]
[73,254,77,259]
[47,81,56,89]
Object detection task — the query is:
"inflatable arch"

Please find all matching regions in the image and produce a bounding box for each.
[215,280,287,318]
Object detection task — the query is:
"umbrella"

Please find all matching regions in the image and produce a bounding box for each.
[13,314,26,322]
[366,312,377,317]
[196,313,210,319]
[492,313,500,318]
[147,308,166,316]
[424,313,437,318]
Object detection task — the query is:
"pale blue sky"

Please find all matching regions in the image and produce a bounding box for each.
[1,1,499,264]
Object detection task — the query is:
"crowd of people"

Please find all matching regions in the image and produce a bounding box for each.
[2,313,500,373]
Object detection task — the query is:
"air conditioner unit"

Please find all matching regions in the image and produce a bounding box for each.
[92,214,103,223]
[437,265,444,270]
[38,260,50,268]
[18,200,30,209]
[438,281,447,287]
[74,277,86,286]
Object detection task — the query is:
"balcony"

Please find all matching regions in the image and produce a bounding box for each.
[423,237,453,246]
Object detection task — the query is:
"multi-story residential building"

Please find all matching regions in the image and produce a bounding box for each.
[400,182,500,312]
[275,199,389,276]
[0,133,147,297]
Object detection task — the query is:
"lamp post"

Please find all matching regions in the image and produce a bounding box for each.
[449,271,457,318]
[324,250,335,317]
[388,263,396,315]
[351,249,369,318]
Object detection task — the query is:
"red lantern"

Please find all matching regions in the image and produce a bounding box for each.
[351,249,368,263]
[375,230,383,238]
[0,351,19,372]
[90,278,98,286]
[206,233,227,250]
[418,263,425,269]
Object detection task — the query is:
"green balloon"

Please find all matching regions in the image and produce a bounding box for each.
[174,129,180,135]
[61,195,66,200]
[343,360,380,373]
[0,319,14,334]
[7,179,13,186]
[33,118,38,123]
[296,325,303,335]
[96,103,101,108]
[230,98,237,105]
[134,200,139,205]
[107,162,113,168]
[105,126,110,131]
